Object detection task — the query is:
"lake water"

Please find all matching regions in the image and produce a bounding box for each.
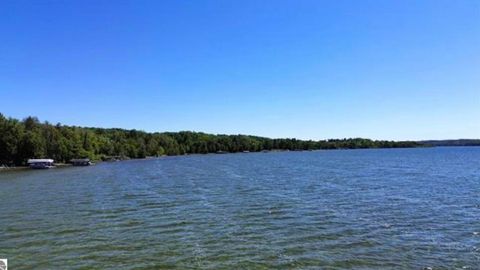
[1,147,479,269]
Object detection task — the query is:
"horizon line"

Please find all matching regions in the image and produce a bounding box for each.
[2,113,479,143]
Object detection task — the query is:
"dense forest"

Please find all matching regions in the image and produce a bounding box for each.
[419,139,480,147]
[0,113,422,166]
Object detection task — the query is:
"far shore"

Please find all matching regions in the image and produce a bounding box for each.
[0,163,72,172]
[2,145,479,173]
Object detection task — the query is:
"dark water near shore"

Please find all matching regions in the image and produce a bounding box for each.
[1,147,479,269]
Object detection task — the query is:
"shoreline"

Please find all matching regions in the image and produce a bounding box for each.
[0,163,72,172]
[2,145,478,173]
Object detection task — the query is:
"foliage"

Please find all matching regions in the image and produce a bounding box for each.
[0,113,421,165]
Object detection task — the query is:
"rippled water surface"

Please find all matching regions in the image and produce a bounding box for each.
[1,147,480,269]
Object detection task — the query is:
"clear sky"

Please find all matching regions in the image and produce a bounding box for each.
[1,0,479,140]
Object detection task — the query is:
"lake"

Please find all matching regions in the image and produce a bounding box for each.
[1,147,479,269]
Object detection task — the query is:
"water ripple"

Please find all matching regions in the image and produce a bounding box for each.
[1,148,479,269]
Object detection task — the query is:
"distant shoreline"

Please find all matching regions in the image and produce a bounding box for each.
[0,163,72,172]
[0,113,424,167]
[1,113,479,167]
[3,145,480,173]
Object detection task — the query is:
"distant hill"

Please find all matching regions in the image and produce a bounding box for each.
[418,139,480,147]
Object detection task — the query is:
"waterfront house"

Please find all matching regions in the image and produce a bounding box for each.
[27,159,55,169]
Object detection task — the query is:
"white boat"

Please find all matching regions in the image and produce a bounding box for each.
[27,159,55,169]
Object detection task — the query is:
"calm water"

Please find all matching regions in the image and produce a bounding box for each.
[1,147,479,269]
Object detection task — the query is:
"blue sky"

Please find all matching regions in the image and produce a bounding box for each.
[1,0,479,140]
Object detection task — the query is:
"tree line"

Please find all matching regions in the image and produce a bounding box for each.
[0,113,421,166]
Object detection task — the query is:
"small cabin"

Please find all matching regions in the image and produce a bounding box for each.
[71,158,92,166]
[27,159,55,169]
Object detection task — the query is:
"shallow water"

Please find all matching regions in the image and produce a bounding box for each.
[1,147,479,269]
